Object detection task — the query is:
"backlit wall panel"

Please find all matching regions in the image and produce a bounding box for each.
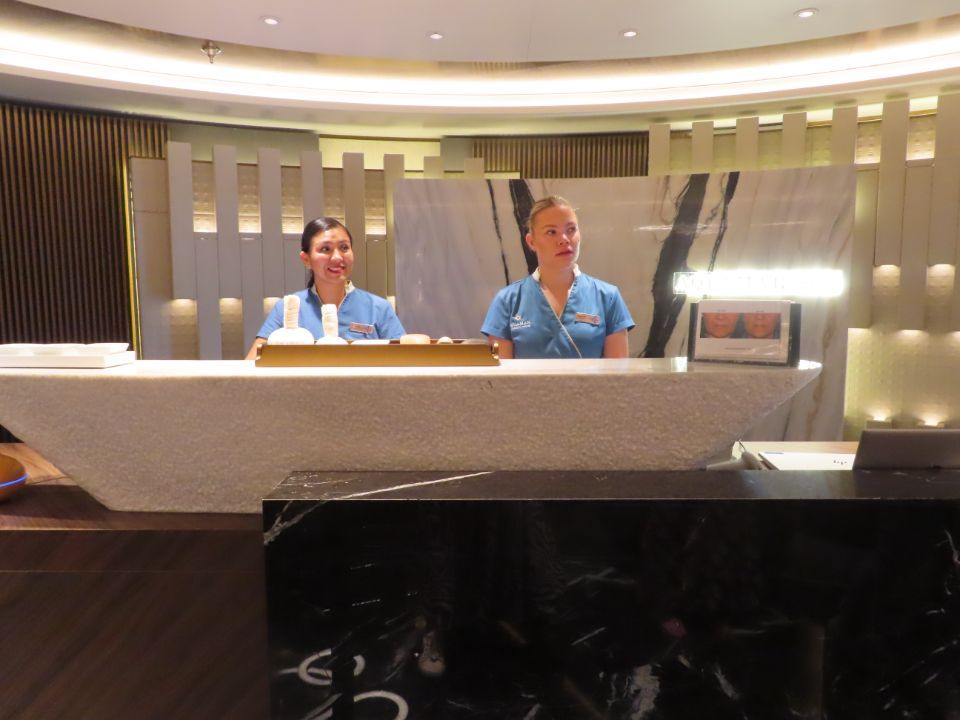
[394,169,854,441]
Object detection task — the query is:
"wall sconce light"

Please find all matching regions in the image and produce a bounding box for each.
[865,418,893,429]
[917,419,947,429]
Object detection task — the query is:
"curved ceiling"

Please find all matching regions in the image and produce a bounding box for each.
[3,0,960,136]
[18,0,960,63]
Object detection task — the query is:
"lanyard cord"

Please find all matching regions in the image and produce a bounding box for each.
[555,315,583,359]
[536,276,582,359]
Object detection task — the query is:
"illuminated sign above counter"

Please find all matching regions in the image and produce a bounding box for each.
[673,270,845,298]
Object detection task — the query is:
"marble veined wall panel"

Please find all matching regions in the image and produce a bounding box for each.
[394,167,854,440]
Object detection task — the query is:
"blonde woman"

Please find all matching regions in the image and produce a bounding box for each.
[481,196,634,358]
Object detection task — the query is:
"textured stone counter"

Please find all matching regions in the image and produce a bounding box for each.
[264,469,960,720]
[0,358,819,512]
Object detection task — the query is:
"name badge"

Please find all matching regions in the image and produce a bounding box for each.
[349,322,375,335]
[575,312,600,326]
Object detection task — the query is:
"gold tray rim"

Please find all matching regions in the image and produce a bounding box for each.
[256,340,500,367]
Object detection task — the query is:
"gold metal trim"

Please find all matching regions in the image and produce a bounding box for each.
[256,340,500,367]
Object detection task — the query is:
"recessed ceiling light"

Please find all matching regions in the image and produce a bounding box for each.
[261,16,280,26]
[622,29,638,38]
[794,7,818,18]
[428,32,444,40]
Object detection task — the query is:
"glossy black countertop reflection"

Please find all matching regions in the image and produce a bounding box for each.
[266,469,960,503]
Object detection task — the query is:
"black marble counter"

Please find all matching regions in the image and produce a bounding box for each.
[266,468,960,502]
[264,470,960,719]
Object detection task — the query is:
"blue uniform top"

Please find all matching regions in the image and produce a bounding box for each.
[481,269,635,358]
[258,284,406,341]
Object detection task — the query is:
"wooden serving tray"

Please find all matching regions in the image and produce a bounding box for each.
[255,340,500,367]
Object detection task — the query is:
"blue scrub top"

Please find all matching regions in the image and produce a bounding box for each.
[481,270,635,358]
[258,285,406,341]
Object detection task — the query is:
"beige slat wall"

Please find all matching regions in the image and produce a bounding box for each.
[650,99,960,432]
[159,145,494,359]
[652,102,960,332]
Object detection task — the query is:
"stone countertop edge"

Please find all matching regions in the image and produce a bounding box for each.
[264,469,960,503]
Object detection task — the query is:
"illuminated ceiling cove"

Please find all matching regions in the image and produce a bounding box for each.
[3,0,960,134]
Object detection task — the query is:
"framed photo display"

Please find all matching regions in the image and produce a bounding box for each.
[687,299,801,366]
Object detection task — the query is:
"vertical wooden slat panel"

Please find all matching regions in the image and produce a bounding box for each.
[850,169,879,328]
[781,112,807,167]
[899,165,932,329]
[130,158,173,360]
[463,157,485,179]
[648,124,670,176]
[132,205,173,359]
[830,106,858,165]
[929,93,960,264]
[735,117,759,170]
[283,235,305,295]
[0,101,165,348]
[300,150,324,223]
[876,98,910,265]
[472,134,647,177]
[953,267,960,330]
[240,236,265,352]
[424,156,444,179]
[365,236,388,297]
[213,145,241,298]
[383,154,405,298]
[51,111,70,336]
[167,141,196,299]
[34,110,56,335]
[342,152,367,289]
[257,148,284,297]
[950,276,960,332]
[36,110,59,335]
[0,108,18,338]
[691,121,713,172]
[195,235,223,360]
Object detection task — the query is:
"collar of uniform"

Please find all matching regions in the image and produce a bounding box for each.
[309,281,355,304]
[531,265,581,282]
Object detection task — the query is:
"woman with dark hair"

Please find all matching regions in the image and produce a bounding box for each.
[245,217,405,358]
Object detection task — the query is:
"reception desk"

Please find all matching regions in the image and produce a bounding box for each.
[0,456,269,720]
[264,468,960,720]
[0,358,819,513]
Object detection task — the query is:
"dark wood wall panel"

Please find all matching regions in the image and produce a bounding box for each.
[473,132,648,178]
[0,486,269,720]
[0,102,166,345]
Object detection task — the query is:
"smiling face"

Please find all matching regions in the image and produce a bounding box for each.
[702,312,740,338]
[525,204,581,272]
[300,227,354,288]
[743,312,780,338]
